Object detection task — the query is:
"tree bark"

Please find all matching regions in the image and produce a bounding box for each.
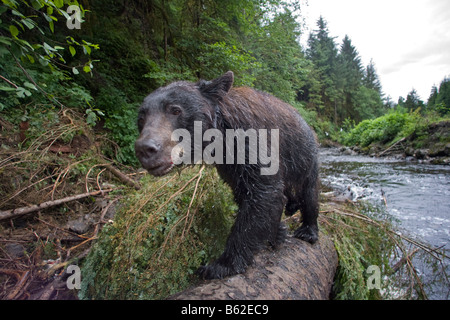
[169,235,338,300]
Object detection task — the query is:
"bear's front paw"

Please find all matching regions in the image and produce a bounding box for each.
[294,224,319,244]
[197,255,250,280]
[196,261,237,280]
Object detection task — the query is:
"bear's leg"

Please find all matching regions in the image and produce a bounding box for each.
[293,176,319,244]
[197,184,286,279]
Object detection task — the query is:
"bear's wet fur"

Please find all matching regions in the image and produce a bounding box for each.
[135,71,319,279]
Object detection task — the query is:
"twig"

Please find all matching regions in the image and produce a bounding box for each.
[84,163,110,193]
[181,165,205,239]
[390,248,420,274]
[0,189,115,221]
[0,172,59,208]
[50,158,92,200]
[0,74,18,88]
[6,270,29,300]
[93,197,121,236]
[330,208,449,260]
[105,164,141,190]
[85,163,141,192]
[378,137,406,157]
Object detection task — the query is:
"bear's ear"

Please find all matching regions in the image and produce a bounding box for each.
[197,71,234,100]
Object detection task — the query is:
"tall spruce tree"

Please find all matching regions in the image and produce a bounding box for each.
[363,59,382,94]
[435,77,450,115]
[306,16,339,120]
[405,88,424,111]
[337,35,364,121]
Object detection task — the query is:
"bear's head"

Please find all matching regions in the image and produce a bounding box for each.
[135,71,234,176]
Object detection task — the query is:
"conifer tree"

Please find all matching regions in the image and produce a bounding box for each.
[363,59,382,94]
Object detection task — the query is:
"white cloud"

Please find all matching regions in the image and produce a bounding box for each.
[300,0,450,101]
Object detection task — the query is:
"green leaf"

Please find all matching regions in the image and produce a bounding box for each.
[26,54,35,63]
[49,20,54,33]
[43,42,56,52]
[23,81,37,90]
[72,67,79,75]
[11,9,25,18]
[16,87,32,98]
[54,0,64,8]
[31,0,43,10]
[69,45,76,56]
[21,18,35,30]
[83,65,91,73]
[0,86,17,92]
[82,45,91,55]
[9,25,19,37]
[0,36,12,45]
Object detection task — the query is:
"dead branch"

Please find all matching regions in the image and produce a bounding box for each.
[105,164,141,190]
[378,137,406,157]
[0,189,114,221]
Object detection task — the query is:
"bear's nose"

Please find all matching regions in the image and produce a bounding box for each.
[135,138,161,159]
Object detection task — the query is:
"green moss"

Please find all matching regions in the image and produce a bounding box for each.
[79,166,236,300]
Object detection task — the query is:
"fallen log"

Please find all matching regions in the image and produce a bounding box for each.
[169,235,338,300]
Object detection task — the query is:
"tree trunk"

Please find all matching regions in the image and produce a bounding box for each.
[169,235,338,300]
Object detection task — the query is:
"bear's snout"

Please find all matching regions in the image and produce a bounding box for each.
[135,138,161,159]
[135,137,174,176]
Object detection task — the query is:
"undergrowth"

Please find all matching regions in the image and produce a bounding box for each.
[79,166,237,300]
[342,109,423,148]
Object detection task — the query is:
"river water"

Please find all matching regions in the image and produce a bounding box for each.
[319,148,450,299]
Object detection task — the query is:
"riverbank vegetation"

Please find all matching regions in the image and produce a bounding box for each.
[341,109,450,163]
[1,0,449,300]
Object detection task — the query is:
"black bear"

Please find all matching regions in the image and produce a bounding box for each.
[135,71,319,279]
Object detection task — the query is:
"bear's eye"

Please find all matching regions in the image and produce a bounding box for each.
[137,116,145,131]
[170,106,182,116]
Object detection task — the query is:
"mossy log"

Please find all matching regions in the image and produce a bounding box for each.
[169,234,338,300]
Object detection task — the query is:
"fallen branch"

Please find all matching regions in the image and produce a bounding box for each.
[378,137,406,157]
[105,164,141,190]
[0,189,114,221]
[170,235,338,300]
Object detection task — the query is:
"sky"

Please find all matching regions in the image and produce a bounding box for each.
[299,0,450,102]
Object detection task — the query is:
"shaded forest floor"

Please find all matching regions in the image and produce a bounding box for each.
[0,110,142,299]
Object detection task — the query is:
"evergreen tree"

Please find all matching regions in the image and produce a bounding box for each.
[427,85,438,110]
[405,89,424,111]
[305,16,339,119]
[435,77,450,115]
[337,35,364,121]
[363,59,382,94]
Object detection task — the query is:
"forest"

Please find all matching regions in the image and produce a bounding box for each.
[1,0,449,300]
[1,0,449,163]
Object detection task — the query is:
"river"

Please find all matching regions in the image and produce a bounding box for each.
[319,148,450,299]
